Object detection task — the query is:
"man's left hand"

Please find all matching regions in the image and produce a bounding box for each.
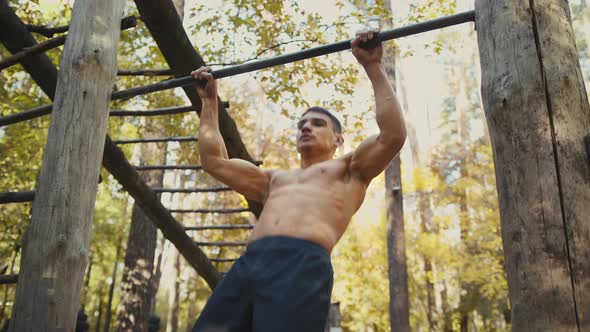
[351,29,383,68]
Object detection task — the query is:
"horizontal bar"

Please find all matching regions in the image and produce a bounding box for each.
[0,191,35,203]
[0,11,473,126]
[170,208,250,214]
[184,224,254,231]
[0,104,52,127]
[209,257,239,262]
[195,241,248,247]
[138,165,205,171]
[154,187,232,193]
[135,160,263,171]
[112,136,198,144]
[109,105,194,117]
[117,68,173,76]
[0,16,137,71]
[0,274,18,285]
[109,10,475,101]
[25,23,69,38]
[1,101,227,127]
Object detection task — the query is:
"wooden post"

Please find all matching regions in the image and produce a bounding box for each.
[475,1,590,330]
[8,0,124,331]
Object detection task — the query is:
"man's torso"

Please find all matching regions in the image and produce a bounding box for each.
[248,155,368,252]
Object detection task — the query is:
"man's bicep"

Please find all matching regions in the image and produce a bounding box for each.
[206,158,271,203]
[349,134,402,183]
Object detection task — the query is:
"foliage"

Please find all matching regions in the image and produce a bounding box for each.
[1,0,589,331]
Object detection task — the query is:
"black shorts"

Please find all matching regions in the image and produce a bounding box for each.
[191,236,334,332]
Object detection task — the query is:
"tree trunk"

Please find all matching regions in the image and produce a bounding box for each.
[165,251,181,332]
[381,2,410,329]
[104,242,123,332]
[0,247,19,326]
[476,1,590,330]
[115,180,164,331]
[81,256,93,311]
[395,48,439,331]
[94,287,105,332]
[185,279,197,332]
[457,65,471,332]
[150,236,166,315]
[8,1,124,330]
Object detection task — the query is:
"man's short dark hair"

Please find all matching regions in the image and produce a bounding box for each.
[301,107,343,134]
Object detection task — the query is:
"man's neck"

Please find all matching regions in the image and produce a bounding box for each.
[300,153,332,169]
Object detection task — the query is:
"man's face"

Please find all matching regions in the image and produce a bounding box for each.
[296,112,341,155]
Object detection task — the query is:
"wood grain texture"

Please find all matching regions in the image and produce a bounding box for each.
[475,0,590,330]
[8,1,125,331]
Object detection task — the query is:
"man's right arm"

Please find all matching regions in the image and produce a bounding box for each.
[193,67,271,203]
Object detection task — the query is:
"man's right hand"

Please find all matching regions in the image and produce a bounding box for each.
[191,66,217,100]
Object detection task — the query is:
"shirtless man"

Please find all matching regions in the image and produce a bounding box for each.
[190,29,406,332]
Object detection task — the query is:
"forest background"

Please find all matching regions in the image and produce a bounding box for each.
[1,0,589,331]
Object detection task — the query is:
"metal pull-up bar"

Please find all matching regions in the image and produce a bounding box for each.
[0,10,475,128]
[112,10,475,101]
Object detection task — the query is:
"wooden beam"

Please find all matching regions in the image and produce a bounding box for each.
[475,0,590,330]
[153,187,232,193]
[132,0,262,217]
[0,102,228,127]
[0,16,137,71]
[170,208,250,214]
[0,0,57,97]
[134,160,261,171]
[112,136,198,144]
[137,164,205,171]
[195,241,247,247]
[25,23,68,38]
[0,274,18,285]
[209,258,239,262]
[109,105,194,117]
[0,191,35,203]
[24,16,136,38]
[117,68,172,76]
[184,224,254,231]
[9,1,125,330]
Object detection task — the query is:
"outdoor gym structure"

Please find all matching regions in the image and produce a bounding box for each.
[0,0,588,331]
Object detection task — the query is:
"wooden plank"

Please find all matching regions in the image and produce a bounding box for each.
[209,258,239,262]
[475,0,590,330]
[184,224,254,231]
[112,136,198,144]
[0,274,18,285]
[194,241,247,247]
[0,191,35,203]
[8,1,125,330]
[170,208,250,214]
[117,68,172,76]
[134,160,262,171]
[153,187,232,193]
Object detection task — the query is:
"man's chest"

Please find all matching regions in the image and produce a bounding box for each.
[269,160,352,191]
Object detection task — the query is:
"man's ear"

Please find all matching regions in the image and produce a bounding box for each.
[335,134,344,147]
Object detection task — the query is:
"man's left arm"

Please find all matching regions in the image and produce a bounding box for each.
[349,31,407,184]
